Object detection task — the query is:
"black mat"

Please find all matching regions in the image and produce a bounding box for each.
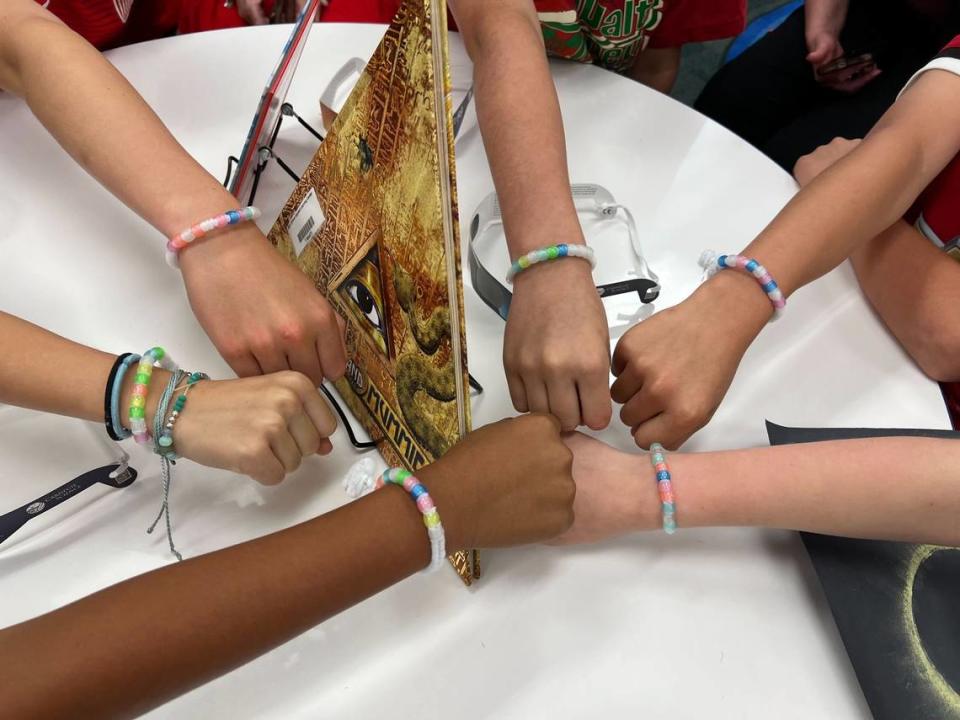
[765,422,960,720]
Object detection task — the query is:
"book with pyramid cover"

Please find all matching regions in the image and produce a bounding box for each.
[266,0,477,583]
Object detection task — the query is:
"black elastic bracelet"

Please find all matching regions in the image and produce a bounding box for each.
[104,353,134,441]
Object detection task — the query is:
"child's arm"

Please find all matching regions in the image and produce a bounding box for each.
[612,68,960,450]
[0,311,338,485]
[559,432,960,546]
[0,415,576,719]
[0,0,346,386]
[450,0,612,433]
[850,221,960,382]
[628,47,682,94]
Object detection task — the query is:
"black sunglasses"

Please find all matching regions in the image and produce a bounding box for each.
[0,460,137,547]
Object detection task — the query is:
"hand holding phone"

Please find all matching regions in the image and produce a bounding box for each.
[815,52,881,93]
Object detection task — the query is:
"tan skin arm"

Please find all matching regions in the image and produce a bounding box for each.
[612,68,960,450]
[628,46,681,94]
[0,0,347,386]
[851,221,960,382]
[449,0,613,433]
[0,409,576,719]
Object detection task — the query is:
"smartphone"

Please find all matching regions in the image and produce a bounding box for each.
[817,52,876,79]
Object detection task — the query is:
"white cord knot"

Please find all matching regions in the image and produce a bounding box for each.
[698,249,720,279]
[343,457,378,499]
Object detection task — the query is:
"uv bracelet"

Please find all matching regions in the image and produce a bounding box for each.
[506,243,597,284]
[166,206,261,269]
[129,347,179,446]
[158,371,208,457]
[698,250,786,320]
[649,443,677,534]
[376,468,446,572]
[104,352,137,441]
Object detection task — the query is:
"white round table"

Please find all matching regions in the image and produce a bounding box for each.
[0,24,949,719]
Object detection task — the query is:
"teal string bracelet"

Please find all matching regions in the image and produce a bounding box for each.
[158,371,208,456]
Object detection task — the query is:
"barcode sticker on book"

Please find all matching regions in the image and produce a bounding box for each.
[287,187,325,257]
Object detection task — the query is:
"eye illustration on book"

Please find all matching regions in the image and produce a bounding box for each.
[338,245,392,358]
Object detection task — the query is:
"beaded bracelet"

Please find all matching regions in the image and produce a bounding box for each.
[649,443,677,534]
[698,250,786,320]
[376,467,446,572]
[129,347,179,446]
[104,352,137,441]
[157,371,209,457]
[165,206,261,269]
[505,243,597,284]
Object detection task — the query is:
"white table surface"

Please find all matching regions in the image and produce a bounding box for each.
[0,23,950,719]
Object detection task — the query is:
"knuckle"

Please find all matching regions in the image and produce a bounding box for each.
[271,387,301,417]
[277,320,306,345]
[261,413,288,438]
[282,370,314,393]
[516,353,540,375]
[674,400,707,429]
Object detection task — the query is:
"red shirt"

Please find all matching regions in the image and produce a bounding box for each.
[901,35,960,427]
[910,37,960,251]
[535,0,745,72]
[39,0,402,50]
[37,0,180,50]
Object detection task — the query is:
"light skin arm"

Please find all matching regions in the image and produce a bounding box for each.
[0,414,577,720]
[804,0,848,66]
[560,432,960,547]
[612,69,960,449]
[0,311,339,485]
[450,0,612,432]
[0,0,346,385]
[850,221,960,382]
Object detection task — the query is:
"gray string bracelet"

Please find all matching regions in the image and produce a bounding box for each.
[147,369,185,561]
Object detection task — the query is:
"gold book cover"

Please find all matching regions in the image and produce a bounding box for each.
[266,0,477,583]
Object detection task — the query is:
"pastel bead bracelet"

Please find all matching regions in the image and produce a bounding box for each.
[698,250,786,320]
[649,443,677,534]
[377,467,446,572]
[166,206,261,268]
[506,243,597,284]
[129,346,179,446]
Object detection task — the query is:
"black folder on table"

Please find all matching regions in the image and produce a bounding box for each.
[765,422,960,720]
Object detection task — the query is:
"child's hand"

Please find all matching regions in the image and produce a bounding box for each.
[179,228,348,387]
[503,260,612,431]
[423,413,576,549]
[550,432,657,545]
[173,371,337,485]
[611,273,769,449]
[794,137,862,187]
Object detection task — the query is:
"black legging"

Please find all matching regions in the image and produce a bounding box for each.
[695,0,959,171]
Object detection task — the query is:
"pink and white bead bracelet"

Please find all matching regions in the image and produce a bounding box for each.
[166,207,261,268]
[699,250,786,320]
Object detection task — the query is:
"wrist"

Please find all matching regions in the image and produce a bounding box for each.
[417,463,469,552]
[692,269,773,340]
[178,223,267,275]
[506,219,587,261]
[510,250,595,293]
[625,454,662,533]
